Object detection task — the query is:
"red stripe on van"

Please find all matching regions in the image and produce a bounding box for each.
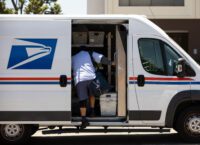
[129,77,193,81]
[0,77,72,81]
[129,77,137,80]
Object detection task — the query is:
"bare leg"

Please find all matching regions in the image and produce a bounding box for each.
[80,107,86,117]
[89,96,95,108]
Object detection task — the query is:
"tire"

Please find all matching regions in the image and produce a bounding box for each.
[176,106,200,142]
[0,124,32,144]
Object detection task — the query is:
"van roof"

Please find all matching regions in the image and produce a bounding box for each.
[0,14,146,18]
[0,15,148,24]
[0,14,146,20]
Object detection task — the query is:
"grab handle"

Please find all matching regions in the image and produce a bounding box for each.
[137,75,145,87]
[60,75,67,87]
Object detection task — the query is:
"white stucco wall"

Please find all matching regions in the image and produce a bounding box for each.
[105,0,200,19]
[59,0,87,14]
[87,0,105,14]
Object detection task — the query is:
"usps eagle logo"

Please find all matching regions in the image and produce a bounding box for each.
[7,38,57,69]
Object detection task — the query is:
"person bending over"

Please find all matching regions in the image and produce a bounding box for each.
[72,47,111,129]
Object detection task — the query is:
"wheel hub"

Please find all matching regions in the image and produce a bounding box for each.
[187,115,200,133]
[1,124,24,141]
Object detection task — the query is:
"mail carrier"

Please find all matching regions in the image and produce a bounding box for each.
[0,15,200,144]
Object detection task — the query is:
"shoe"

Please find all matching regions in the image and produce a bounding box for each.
[80,119,89,129]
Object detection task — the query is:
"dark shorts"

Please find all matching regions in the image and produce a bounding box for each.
[76,80,94,101]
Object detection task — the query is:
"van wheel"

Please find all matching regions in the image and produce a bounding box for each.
[176,106,200,142]
[0,124,32,144]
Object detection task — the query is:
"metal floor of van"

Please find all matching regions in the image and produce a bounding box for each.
[72,117,126,122]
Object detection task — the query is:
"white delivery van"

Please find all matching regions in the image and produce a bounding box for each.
[0,15,200,144]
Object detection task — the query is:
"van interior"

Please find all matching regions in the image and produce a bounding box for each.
[71,20,128,122]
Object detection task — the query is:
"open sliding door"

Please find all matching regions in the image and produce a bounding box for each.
[116,26,127,117]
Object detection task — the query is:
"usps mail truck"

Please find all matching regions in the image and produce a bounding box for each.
[0,15,200,144]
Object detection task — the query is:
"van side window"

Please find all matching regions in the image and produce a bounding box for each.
[139,38,196,77]
[138,39,165,75]
[163,43,181,76]
[162,43,196,76]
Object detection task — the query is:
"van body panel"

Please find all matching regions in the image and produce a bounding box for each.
[133,35,191,126]
[130,18,194,126]
[0,19,72,122]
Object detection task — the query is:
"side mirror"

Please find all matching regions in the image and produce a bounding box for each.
[176,58,186,78]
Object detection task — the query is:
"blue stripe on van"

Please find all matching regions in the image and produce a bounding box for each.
[145,81,191,85]
[191,82,200,85]
[129,81,200,85]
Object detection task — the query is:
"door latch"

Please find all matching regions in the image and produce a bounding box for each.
[60,75,67,87]
[137,75,145,87]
